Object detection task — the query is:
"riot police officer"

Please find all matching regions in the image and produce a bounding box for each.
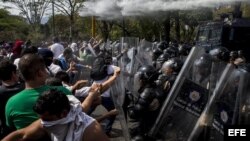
[127,65,163,141]
[193,54,212,88]
[156,58,183,94]
[209,47,230,63]
[155,53,171,71]
[152,48,163,67]
[163,46,179,58]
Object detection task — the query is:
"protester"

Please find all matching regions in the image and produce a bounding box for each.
[5,54,72,131]
[2,89,109,141]
[0,59,24,139]
[50,37,64,59]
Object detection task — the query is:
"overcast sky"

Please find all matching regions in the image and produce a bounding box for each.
[1,0,250,20]
[0,1,21,15]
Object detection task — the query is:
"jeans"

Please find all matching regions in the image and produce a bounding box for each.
[101,96,116,134]
[87,96,116,134]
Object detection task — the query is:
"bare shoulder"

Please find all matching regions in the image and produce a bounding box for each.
[82,120,109,141]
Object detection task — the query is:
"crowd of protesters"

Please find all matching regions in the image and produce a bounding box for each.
[0,36,120,141]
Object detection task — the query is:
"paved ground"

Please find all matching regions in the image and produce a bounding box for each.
[92,105,126,141]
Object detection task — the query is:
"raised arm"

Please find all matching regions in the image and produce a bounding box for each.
[100,66,121,93]
[81,84,101,113]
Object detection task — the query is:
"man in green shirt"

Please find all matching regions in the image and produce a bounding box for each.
[5,54,72,130]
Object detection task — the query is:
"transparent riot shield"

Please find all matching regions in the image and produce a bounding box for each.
[120,37,140,97]
[149,46,225,140]
[78,42,96,82]
[238,64,250,125]
[111,41,121,58]
[111,41,123,66]
[110,66,130,141]
[137,39,153,66]
[188,64,241,141]
[87,43,97,57]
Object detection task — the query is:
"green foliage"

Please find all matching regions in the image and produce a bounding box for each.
[47,14,92,41]
[242,3,250,18]
[0,8,29,41]
[27,30,45,46]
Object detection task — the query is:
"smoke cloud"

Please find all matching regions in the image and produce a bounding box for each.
[80,0,249,19]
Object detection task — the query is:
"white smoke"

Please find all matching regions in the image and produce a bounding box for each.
[80,0,249,19]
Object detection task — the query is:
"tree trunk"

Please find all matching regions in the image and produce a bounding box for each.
[233,2,242,18]
[163,14,171,43]
[69,14,75,41]
[99,21,114,42]
[175,11,180,42]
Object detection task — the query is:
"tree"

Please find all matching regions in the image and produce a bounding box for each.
[0,8,29,41]
[97,20,114,41]
[2,0,51,29]
[47,14,90,41]
[53,0,85,39]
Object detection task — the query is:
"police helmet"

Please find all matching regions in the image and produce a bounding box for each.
[152,48,163,61]
[136,65,158,83]
[179,44,191,56]
[163,46,179,58]
[230,51,238,59]
[156,53,171,69]
[194,54,212,75]
[194,54,212,66]
[209,47,230,62]
[157,41,168,50]
[161,58,183,73]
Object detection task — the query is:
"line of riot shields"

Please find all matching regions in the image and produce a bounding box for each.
[93,37,250,141]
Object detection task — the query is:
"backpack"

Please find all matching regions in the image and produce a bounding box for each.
[90,57,108,81]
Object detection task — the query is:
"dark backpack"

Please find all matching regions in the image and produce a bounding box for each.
[90,57,108,81]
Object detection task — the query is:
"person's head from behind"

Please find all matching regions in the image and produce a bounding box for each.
[0,59,18,82]
[45,77,62,86]
[63,48,73,61]
[18,54,48,83]
[33,89,70,121]
[38,48,54,67]
[55,71,70,84]
[20,46,38,57]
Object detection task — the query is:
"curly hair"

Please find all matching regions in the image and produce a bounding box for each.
[33,89,70,117]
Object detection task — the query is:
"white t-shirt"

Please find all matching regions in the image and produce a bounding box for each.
[49,63,62,75]
[62,82,91,98]
[75,87,91,97]
[70,43,78,53]
[41,95,95,141]
[51,43,64,59]
[13,58,20,69]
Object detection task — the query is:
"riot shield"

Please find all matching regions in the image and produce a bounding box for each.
[87,43,97,57]
[137,39,153,66]
[149,46,225,140]
[238,64,250,125]
[78,42,95,82]
[108,37,140,141]
[111,41,121,58]
[110,66,130,141]
[208,49,228,93]
[111,41,123,66]
[120,37,140,97]
[188,64,241,141]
